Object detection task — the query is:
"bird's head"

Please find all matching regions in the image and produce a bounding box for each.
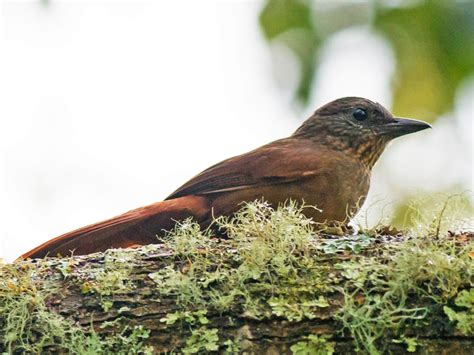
[292,97,431,167]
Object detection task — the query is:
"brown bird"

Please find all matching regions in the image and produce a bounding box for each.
[20,97,430,259]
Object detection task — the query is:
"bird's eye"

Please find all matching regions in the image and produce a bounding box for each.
[353,108,367,121]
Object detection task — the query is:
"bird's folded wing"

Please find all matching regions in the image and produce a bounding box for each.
[167,138,323,199]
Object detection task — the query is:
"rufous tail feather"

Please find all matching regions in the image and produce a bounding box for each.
[18,195,210,259]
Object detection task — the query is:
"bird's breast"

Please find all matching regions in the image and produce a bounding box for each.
[285,160,370,222]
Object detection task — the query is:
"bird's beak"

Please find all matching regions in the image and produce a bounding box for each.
[378,117,432,138]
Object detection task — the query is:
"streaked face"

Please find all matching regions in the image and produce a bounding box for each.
[315,97,431,140]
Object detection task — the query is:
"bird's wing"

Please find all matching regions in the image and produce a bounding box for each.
[167,138,323,199]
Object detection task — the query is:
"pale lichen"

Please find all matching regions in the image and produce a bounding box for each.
[1,199,472,353]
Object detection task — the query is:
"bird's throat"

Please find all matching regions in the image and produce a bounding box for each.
[353,138,387,168]
[314,134,388,169]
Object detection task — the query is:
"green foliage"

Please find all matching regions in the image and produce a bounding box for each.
[259,0,474,117]
[223,338,240,354]
[443,288,474,335]
[268,295,329,322]
[75,325,153,355]
[392,336,419,353]
[182,327,219,354]
[259,0,319,105]
[391,192,474,231]
[160,309,209,326]
[375,1,474,120]
[290,334,335,355]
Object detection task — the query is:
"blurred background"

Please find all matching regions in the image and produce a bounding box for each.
[0,0,472,261]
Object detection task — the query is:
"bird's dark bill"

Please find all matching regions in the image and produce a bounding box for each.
[378,117,431,137]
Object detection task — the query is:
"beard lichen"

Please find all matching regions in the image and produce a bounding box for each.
[0,199,472,354]
[149,200,473,353]
[0,260,152,353]
[77,249,136,312]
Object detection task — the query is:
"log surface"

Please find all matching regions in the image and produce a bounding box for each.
[1,221,473,354]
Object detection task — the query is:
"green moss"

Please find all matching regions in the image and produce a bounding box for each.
[391,192,474,234]
[78,249,136,311]
[290,334,335,355]
[150,201,336,323]
[444,288,474,335]
[160,309,210,326]
[72,325,153,355]
[0,263,69,353]
[163,218,212,256]
[0,262,153,353]
[182,327,219,354]
[335,228,473,353]
[392,336,419,353]
[223,338,240,354]
[150,200,472,353]
[1,199,472,353]
[317,234,372,254]
[268,295,329,321]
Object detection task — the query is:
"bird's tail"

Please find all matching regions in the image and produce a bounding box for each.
[18,195,211,260]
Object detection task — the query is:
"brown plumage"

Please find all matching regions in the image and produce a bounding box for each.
[19,97,430,259]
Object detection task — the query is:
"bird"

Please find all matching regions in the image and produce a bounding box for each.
[19,97,431,259]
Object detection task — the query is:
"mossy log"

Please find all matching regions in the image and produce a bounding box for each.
[1,203,473,354]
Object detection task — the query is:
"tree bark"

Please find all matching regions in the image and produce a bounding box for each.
[1,231,473,354]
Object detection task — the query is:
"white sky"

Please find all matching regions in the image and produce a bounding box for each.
[0,1,472,261]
